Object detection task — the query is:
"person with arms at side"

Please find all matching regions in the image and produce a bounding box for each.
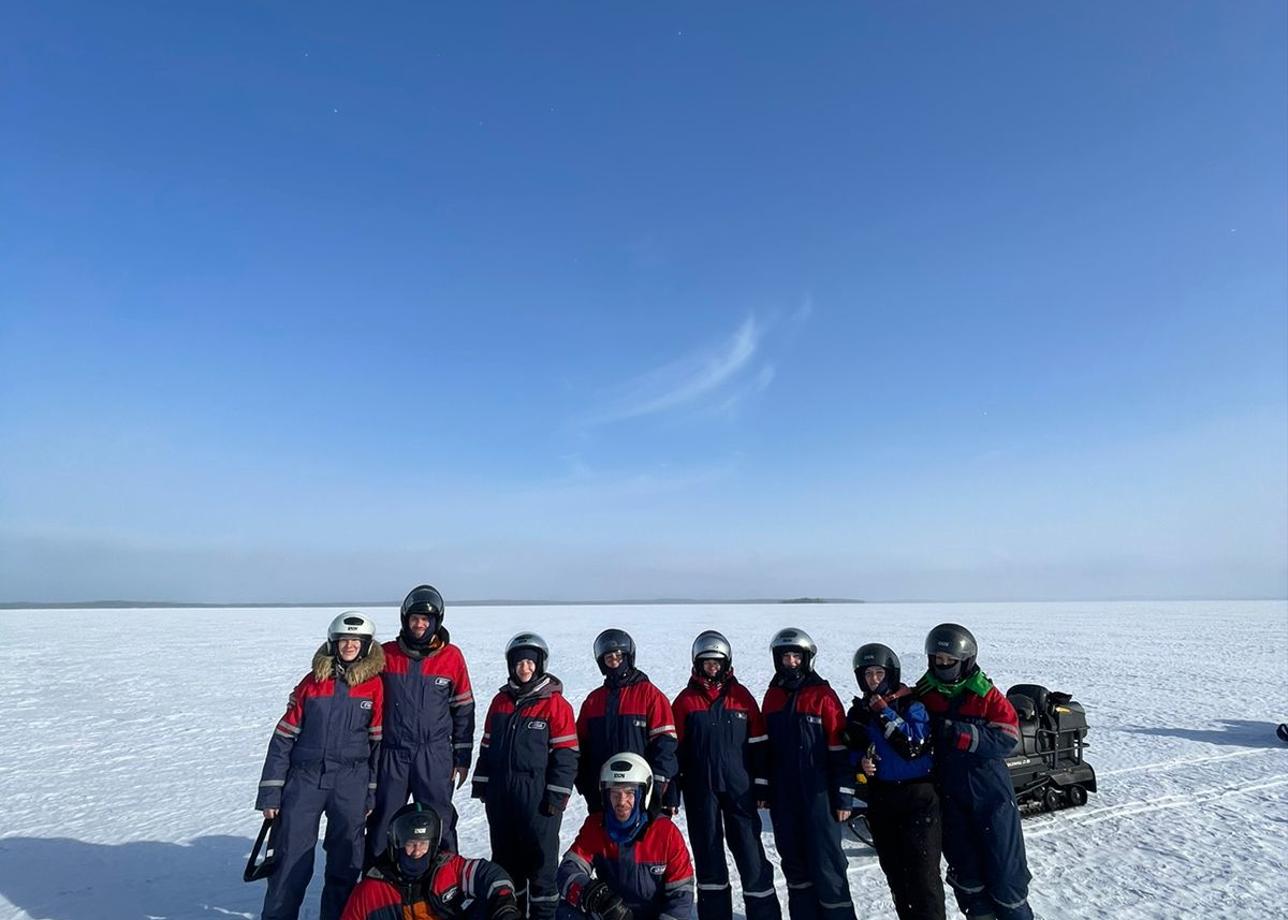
[256,612,385,920]
[557,753,695,920]
[845,643,945,920]
[761,628,857,920]
[575,629,678,814]
[473,632,580,920]
[671,630,780,920]
[916,624,1032,920]
[367,584,474,864]
[342,802,523,920]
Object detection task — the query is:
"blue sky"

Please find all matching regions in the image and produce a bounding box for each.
[2,2,1285,602]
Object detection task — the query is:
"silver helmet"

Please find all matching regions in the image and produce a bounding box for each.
[770,626,818,674]
[691,630,732,664]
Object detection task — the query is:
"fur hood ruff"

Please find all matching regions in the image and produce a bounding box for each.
[311,641,386,686]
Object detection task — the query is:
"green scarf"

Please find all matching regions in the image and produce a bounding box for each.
[917,668,993,699]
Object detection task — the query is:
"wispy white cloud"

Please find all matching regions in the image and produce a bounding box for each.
[583,316,768,426]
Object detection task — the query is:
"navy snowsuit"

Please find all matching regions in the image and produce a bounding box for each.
[917,672,1032,920]
[367,630,474,864]
[844,688,945,920]
[473,674,580,920]
[256,643,384,920]
[575,668,679,811]
[672,670,780,920]
[762,673,856,920]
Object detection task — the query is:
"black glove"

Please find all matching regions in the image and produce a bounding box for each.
[581,880,631,920]
[539,797,562,817]
[471,783,487,801]
[490,894,523,920]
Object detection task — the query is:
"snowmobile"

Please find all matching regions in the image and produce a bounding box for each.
[1004,683,1097,812]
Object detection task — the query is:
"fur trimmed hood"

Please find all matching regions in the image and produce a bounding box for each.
[311,640,386,686]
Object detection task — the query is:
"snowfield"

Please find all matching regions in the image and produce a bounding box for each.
[2,601,1286,919]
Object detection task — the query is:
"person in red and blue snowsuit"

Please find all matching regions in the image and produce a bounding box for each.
[473,632,580,920]
[761,628,857,920]
[845,643,945,920]
[671,630,780,920]
[366,584,474,866]
[916,623,1032,920]
[575,628,679,814]
[256,612,385,920]
[342,802,522,920]
[557,752,695,920]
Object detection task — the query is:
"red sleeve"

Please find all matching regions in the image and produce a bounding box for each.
[549,696,578,749]
[569,816,601,864]
[279,675,312,734]
[821,687,846,748]
[671,691,691,745]
[370,679,384,744]
[647,685,677,739]
[340,878,395,920]
[449,647,474,708]
[481,695,499,747]
[984,687,1020,734]
[664,821,694,883]
[739,685,767,738]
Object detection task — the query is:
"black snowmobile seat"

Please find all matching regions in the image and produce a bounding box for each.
[1007,684,1051,721]
[1009,694,1038,723]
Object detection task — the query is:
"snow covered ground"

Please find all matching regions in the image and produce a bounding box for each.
[2,601,1285,919]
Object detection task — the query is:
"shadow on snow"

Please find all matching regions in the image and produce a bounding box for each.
[0,834,269,920]
[1120,719,1287,749]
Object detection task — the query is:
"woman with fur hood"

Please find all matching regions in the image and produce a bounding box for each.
[256,612,386,920]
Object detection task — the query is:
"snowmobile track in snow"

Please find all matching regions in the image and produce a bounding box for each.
[1097,745,1278,778]
[1026,773,1288,837]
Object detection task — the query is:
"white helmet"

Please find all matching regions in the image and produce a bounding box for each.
[328,611,376,656]
[598,751,654,808]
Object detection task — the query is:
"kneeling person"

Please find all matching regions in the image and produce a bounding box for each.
[342,803,522,920]
[558,753,694,920]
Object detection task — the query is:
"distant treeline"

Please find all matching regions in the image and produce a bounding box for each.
[1,597,865,610]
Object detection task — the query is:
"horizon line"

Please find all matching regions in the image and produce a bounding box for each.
[1,594,1284,611]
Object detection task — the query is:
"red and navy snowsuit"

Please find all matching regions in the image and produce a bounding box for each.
[257,643,385,920]
[556,813,695,920]
[575,669,678,812]
[341,849,518,920]
[473,673,580,920]
[844,687,945,920]
[916,672,1032,920]
[367,630,474,864]
[762,673,856,920]
[672,670,780,920]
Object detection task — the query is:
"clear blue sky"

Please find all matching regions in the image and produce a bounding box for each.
[3,2,1285,602]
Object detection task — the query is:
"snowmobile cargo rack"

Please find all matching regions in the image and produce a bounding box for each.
[1005,683,1097,813]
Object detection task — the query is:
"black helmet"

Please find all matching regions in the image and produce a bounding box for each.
[387,802,442,870]
[593,628,636,675]
[506,631,549,680]
[770,627,817,677]
[400,585,444,645]
[853,643,900,691]
[924,623,978,683]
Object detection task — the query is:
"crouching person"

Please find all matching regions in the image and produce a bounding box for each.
[557,753,695,920]
[916,624,1032,920]
[846,643,945,920]
[342,802,523,920]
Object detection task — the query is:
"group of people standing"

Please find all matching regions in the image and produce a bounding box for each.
[254,585,1035,920]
